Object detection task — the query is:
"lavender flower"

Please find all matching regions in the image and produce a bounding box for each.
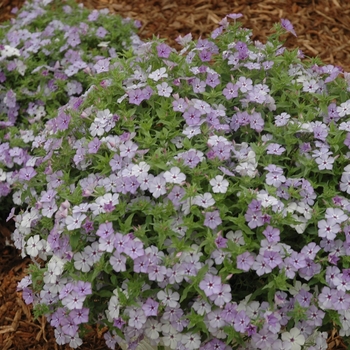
[5,8,350,350]
[281,19,297,37]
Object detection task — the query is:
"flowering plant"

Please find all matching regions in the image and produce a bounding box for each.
[6,8,350,350]
[0,0,140,208]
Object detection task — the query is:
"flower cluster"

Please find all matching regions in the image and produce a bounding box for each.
[0,0,140,204]
[3,4,350,350]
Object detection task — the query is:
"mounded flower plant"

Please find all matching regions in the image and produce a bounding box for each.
[3,6,350,350]
[0,0,140,209]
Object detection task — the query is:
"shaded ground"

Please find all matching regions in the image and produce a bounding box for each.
[0,0,350,349]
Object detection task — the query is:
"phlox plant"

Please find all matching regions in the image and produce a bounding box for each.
[0,0,140,209]
[5,9,350,350]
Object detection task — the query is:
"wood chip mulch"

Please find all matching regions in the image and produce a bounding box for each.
[3,0,349,71]
[0,0,350,349]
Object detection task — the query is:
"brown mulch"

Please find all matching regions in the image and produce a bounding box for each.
[0,0,350,349]
[0,224,109,350]
[2,0,350,71]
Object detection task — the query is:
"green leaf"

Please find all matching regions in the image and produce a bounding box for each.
[186,309,208,335]
[223,325,244,347]
[97,289,113,298]
[33,303,50,320]
[118,213,135,233]
[323,310,342,328]
[151,219,174,248]
[180,265,209,303]
[69,232,82,250]
[286,300,308,325]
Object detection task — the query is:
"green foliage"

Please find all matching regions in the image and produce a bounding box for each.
[2,6,350,349]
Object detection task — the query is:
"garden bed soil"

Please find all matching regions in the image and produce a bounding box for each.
[1,0,350,71]
[0,0,350,349]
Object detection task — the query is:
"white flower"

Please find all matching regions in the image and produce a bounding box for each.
[157,289,180,308]
[236,151,258,178]
[74,252,93,272]
[163,167,186,184]
[157,82,173,97]
[47,255,66,276]
[340,173,350,194]
[97,41,110,48]
[261,133,273,142]
[0,45,20,58]
[325,208,348,224]
[315,154,334,170]
[210,175,229,193]
[226,230,245,245]
[171,136,184,149]
[65,212,87,230]
[149,67,168,81]
[132,161,150,179]
[190,66,200,75]
[62,290,85,310]
[337,100,350,117]
[207,135,230,147]
[295,201,312,220]
[12,190,23,205]
[26,235,43,257]
[84,242,102,264]
[26,156,40,167]
[0,169,6,181]
[235,161,257,178]
[245,301,260,319]
[90,196,106,216]
[289,280,310,296]
[128,309,147,329]
[308,331,328,349]
[72,202,90,214]
[89,121,105,136]
[38,239,51,260]
[275,112,290,126]
[181,332,201,349]
[100,192,119,206]
[69,335,82,349]
[107,295,120,320]
[193,99,211,114]
[193,192,215,208]
[144,319,162,340]
[43,270,57,284]
[42,202,58,218]
[340,121,350,132]
[298,122,313,132]
[303,79,319,93]
[161,324,182,349]
[182,125,201,139]
[339,310,350,335]
[290,214,308,234]
[21,209,40,229]
[257,192,278,208]
[281,327,305,350]
[117,93,127,103]
[149,175,167,198]
[343,164,350,174]
[102,135,121,151]
[286,202,298,213]
[139,173,154,191]
[192,299,211,315]
[272,339,292,350]
[181,198,192,215]
[119,140,138,158]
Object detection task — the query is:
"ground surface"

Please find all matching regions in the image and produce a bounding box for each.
[0,0,350,349]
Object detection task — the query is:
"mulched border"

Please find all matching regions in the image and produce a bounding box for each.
[0,0,350,349]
